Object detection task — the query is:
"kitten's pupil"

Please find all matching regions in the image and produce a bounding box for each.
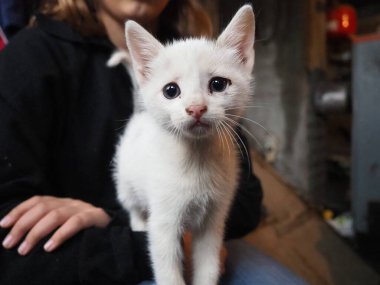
[163,83,181,99]
[209,77,230,93]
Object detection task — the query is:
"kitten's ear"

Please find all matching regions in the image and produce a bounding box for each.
[216,5,255,72]
[125,20,163,85]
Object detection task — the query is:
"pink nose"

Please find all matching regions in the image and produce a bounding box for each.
[186,105,208,119]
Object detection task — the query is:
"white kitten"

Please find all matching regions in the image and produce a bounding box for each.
[113,5,255,285]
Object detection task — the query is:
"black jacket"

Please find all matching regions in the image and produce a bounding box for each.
[0,15,263,285]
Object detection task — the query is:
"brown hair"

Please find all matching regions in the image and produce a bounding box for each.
[37,0,212,39]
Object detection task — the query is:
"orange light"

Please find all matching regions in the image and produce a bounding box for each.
[327,5,357,37]
[342,14,350,29]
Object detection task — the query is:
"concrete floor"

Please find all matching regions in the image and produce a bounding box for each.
[245,152,380,285]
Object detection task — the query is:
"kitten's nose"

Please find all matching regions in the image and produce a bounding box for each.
[186,105,208,120]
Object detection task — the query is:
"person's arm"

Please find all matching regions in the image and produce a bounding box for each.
[0,29,152,285]
[0,28,110,254]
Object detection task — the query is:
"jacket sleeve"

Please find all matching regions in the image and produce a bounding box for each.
[224,128,263,240]
[0,30,152,285]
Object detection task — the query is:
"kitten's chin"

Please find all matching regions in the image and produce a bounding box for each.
[182,121,213,139]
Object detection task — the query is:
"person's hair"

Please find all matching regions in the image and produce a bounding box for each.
[37,0,212,39]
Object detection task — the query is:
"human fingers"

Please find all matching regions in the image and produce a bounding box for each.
[17,207,77,255]
[44,208,111,252]
[0,196,47,228]
[2,201,55,250]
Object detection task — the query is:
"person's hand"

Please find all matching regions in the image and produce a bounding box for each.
[0,196,111,255]
[183,232,228,283]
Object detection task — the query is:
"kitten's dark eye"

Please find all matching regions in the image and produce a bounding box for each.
[163,83,181,99]
[209,77,230,93]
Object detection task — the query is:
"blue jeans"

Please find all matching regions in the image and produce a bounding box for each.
[139,239,308,285]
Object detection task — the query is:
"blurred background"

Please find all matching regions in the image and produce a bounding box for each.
[1,0,380,284]
[208,0,380,284]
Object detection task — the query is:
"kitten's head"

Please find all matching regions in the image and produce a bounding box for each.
[125,5,255,139]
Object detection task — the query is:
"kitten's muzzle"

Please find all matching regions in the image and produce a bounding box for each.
[186,117,212,138]
[182,105,212,136]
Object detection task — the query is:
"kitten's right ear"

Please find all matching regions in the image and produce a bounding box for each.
[216,5,255,72]
[125,21,163,85]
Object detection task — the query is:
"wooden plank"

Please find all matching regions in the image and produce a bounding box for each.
[306,0,327,71]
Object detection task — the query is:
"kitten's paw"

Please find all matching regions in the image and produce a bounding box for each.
[130,216,147,231]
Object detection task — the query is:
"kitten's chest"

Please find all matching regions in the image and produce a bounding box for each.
[156,131,239,197]
[174,153,238,229]
[182,191,215,230]
[174,147,235,194]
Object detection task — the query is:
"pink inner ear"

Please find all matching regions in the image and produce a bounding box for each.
[125,20,164,85]
[216,6,255,67]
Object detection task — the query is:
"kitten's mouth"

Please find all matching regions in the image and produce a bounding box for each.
[189,121,211,130]
[185,120,212,137]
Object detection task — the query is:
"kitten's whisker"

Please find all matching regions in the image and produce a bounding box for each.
[115,123,128,132]
[219,122,232,157]
[221,122,249,165]
[115,118,131,123]
[168,126,177,139]
[223,117,265,150]
[215,123,224,153]
[220,121,242,159]
[223,121,252,174]
[162,120,182,141]
[217,122,230,156]
[173,123,182,141]
[225,114,271,136]
[224,105,269,111]
[114,118,133,131]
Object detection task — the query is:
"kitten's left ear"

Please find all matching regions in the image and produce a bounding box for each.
[217,5,255,72]
[125,20,164,85]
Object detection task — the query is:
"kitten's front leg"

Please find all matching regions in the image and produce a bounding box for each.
[192,210,226,285]
[148,214,186,285]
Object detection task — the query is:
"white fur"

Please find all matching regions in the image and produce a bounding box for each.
[113,5,255,285]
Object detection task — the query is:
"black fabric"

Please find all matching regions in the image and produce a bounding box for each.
[0,15,262,284]
[225,127,263,240]
[0,0,39,38]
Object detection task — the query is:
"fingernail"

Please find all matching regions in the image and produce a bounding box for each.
[2,235,14,248]
[44,239,55,252]
[0,216,11,227]
[18,241,30,255]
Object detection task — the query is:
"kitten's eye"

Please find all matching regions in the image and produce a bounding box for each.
[209,77,230,93]
[163,83,181,99]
